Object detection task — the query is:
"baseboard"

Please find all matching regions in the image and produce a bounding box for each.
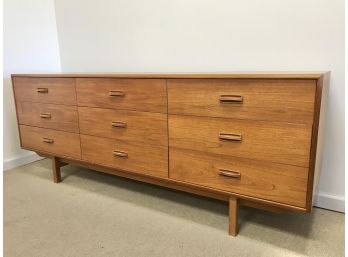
[314,193,345,213]
[3,152,44,171]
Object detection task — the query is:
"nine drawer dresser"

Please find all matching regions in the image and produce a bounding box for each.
[12,72,328,236]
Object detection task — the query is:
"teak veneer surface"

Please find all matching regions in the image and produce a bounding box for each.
[170,147,308,207]
[11,72,328,236]
[169,115,312,167]
[19,125,81,159]
[78,107,168,146]
[81,134,168,178]
[17,102,79,133]
[12,77,77,105]
[168,79,316,124]
[76,78,167,113]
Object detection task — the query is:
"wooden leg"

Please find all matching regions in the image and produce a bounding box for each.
[229,197,238,236]
[52,157,62,183]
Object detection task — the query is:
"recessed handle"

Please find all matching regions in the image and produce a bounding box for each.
[109,90,125,97]
[37,88,48,93]
[42,138,54,143]
[219,95,243,103]
[111,121,127,128]
[40,112,51,119]
[219,169,241,179]
[113,150,128,158]
[219,133,242,142]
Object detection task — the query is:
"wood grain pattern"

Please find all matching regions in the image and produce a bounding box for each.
[19,125,81,159]
[80,134,168,178]
[78,107,167,146]
[17,102,79,133]
[11,72,325,79]
[76,78,167,113]
[170,148,308,207]
[168,79,316,124]
[47,153,308,212]
[12,77,77,105]
[169,115,312,167]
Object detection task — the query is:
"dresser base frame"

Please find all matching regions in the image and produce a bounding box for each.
[41,153,303,237]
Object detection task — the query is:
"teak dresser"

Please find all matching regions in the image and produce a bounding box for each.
[11,72,328,236]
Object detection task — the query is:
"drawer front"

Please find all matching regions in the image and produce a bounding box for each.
[169,115,312,167]
[76,78,167,113]
[17,102,79,133]
[170,148,308,207]
[81,135,168,178]
[19,125,81,159]
[168,79,316,124]
[13,77,77,105]
[79,107,167,146]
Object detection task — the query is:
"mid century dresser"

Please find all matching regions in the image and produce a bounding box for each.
[11,72,328,236]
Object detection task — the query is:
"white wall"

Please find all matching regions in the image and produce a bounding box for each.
[3,0,61,169]
[53,0,344,211]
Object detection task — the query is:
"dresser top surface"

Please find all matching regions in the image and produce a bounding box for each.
[11,71,328,79]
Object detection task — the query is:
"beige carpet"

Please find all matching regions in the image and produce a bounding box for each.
[4,159,344,257]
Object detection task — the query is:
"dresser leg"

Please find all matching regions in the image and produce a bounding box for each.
[229,197,239,236]
[52,157,62,183]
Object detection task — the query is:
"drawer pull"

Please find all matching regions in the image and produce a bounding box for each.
[113,150,128,158]
[109,90,125,97]
[219,169,241,179]
[42,138,54,143]
[37,88,48,93]
[111,121,127,128]
[40,112,51,119]
[219,95,243,103]
[219,133,242,142]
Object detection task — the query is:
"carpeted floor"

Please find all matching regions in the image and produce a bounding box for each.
[4,159,344,257]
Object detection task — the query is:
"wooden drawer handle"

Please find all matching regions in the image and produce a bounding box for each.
[109,90,125,97]
[219,169,241,179]
[40,112,51,119]
[219,95,243,103]
[42,138,54,143]
[113,150,128,158]
[219,133,242,142]
[37,88,48,93]
[111,121,127,128]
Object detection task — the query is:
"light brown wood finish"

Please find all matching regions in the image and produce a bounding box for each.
[78,107,167,146]
[52,157,62,183]
[12,77,77,105]
[76,78,167,113]
[11,72,328,237]
[40,152,308,211]
[168,79,316,124]
[11,72,325,79]
[229,197,238,236]
[170,147,308,207]
[19,125,81,159]
[17,102,79,133]
[169,115,312,167]
[80,134,168,178]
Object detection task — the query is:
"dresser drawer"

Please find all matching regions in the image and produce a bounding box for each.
[12,77,77,105]
[81,135,168,178]
[79,107,167,146]
[19,125,81,159]
[76,78,167,113]
[170,148,308,207]
[168,79,316,124]
[169,115,312,167]
[17,102,79,133]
